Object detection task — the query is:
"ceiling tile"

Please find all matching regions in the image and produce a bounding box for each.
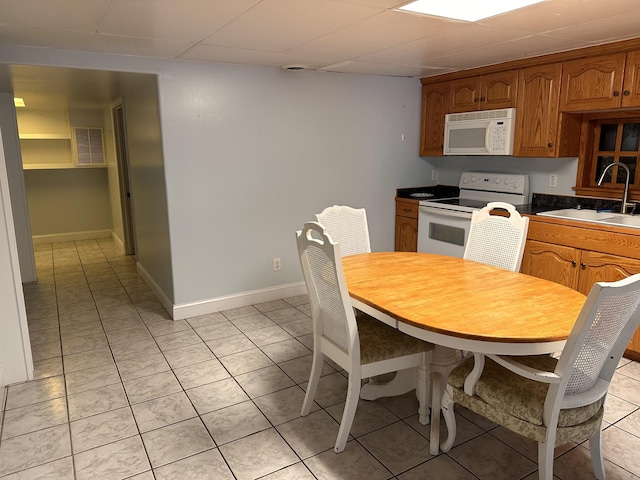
[320,60,451,77]
[289,10,465,59]
[479,0,640,34]
[0,0,110,32]
[201,0,381,52]
[332,0,407,7]
[424,34,588,70]
[99,0,262,42]
[357,24,524,65]
[0,24,193,58]
[545,10,640,43]
[182,44,344,70]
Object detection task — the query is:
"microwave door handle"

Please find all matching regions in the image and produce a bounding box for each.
[485,121,493,154]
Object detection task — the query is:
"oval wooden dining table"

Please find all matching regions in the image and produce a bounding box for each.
[341,251,587,455]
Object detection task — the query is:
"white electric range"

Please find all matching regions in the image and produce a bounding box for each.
[417,171,529,257]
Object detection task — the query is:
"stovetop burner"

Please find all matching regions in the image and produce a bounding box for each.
[408,192,435,199]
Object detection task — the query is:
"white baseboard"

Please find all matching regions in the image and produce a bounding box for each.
[32,229,111,244]
[135,262,174,316]
[110,230,124,253]
[172,282,307,321]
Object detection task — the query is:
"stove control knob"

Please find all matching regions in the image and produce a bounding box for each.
[513,181,520,189]
[504,178,511,185]
[471,176,477,182]
[462,177,468,184]
[494,178,501,184]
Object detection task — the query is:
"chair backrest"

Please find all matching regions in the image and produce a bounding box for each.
[463,201,529,272]
[296,221,359,365]
[547,273,640,423]
[314,205,371,257]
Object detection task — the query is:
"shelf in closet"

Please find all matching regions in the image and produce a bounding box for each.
[23,163,107,170]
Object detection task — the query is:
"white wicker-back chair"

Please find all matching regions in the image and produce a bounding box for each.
[314,205,371,257]
[464,201,529,272]
[441,273,640,479]
[296,221,433,453]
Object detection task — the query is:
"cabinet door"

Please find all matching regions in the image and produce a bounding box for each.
[577,251,640,295]
[560,53,626,111]
[521,240,580,289]
[513,63,562,157]
[420,82,449,156]
[449,77,482,113]
[622,50,640,108]
[482,70,518,110]
[395,215,418,252]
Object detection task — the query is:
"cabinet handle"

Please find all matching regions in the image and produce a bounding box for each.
[571,260,577,267]
[624,90,630,96]
[402,207,412,212]
[613,91,620,97]
[581,262,586,270]
[480,97,485,102]
[547,142,553,148]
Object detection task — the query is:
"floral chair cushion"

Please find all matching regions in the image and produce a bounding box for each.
[448,356,603,429]
[356,313,433,365]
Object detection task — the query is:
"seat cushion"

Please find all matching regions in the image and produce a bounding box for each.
[356,313,433,365]
[448,356,603,428]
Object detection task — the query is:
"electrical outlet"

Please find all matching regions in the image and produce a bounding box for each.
[273,258,281,271]
[432,170,438,181]
[549,174,558,188]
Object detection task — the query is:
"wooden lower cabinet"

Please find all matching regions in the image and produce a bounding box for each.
[395,198,418,252]
[522,236,640,360]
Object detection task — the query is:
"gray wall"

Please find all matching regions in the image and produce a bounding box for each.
[0,93,36,282]
[24,168,112,235]
[119,77,174,301]
[0,46,433,310]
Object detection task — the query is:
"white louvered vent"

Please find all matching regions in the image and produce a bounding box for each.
[446,107,515,123]
[73,127,104,166]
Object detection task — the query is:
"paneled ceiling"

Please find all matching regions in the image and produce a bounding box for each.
[2,0,640,78]
[2,0,640,110]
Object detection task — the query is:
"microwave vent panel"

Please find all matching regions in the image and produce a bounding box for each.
[446,108,515,123]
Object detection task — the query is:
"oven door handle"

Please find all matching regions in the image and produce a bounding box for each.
[419,206,474,220]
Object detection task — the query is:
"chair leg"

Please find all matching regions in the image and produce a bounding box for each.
[537,441,554,480]
[589,428,605,480]
[301,350,324,416]
[334,372,361,453]
[440,388,456,453]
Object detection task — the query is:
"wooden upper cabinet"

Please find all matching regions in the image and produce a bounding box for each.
[449,70,517,113]
[513,63,562,157]
[481,70,518,110]
[622,50,640,108]
[449,77,481,113]
[560,53,626,111]
[420,81,449,156]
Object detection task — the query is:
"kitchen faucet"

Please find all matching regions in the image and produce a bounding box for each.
[597,161,635,214]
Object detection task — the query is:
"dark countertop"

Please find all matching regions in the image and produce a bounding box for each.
[519,193,623,216]
[396,188,624,216]
[396,185,459,200]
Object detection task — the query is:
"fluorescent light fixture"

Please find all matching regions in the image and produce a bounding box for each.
[14,97,25,108]
[398,0,545,22]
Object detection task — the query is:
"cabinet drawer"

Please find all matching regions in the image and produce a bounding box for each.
[396,200,419,218]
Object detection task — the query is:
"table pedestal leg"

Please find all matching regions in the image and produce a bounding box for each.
[360,368,417,400]
[429,346,459,455]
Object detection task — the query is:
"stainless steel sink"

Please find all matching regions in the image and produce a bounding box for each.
[537,209,640,229]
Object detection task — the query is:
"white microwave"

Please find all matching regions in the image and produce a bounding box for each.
[443,108,516,156]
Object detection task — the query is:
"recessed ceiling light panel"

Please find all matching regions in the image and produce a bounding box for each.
[14,97,25,107]
[398,0,545,22]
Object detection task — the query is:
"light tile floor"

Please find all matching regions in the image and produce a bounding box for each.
[2,238,640,479]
